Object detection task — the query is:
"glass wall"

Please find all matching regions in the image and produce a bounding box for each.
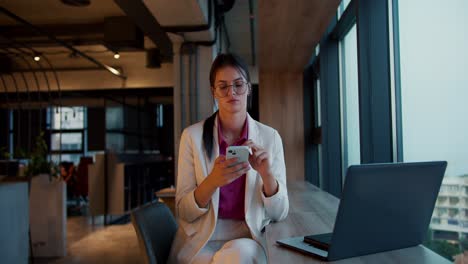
[51,107,84,130]
[340,24,360,181]
[106,107,125,152]
[398,0,468,260]
[49,106,85,164]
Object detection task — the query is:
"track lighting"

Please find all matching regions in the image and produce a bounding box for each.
[109,67,120,75]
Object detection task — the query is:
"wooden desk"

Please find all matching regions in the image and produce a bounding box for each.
[265,181,450,263]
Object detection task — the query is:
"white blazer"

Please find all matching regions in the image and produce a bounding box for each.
[168,114,289,264]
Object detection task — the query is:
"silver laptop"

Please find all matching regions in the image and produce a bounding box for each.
[277,161,447,261]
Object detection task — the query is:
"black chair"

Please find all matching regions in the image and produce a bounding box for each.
[131,202,178,264]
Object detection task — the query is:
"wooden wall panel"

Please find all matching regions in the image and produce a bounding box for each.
[259,73,304,181]
[258,0,340,72]
[258,0,340,181]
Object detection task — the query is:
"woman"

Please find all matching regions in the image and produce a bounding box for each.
[169,53,289,264]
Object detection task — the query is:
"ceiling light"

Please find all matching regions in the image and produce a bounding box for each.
[114,52,120,59]
[109,67,120,75]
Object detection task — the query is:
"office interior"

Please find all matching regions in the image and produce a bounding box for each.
[0,0,467,263]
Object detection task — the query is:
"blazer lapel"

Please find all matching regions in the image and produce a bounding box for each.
[245,114,260,215]
[203,116,220,219]
[202,114,259,219]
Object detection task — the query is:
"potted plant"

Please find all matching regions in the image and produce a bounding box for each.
[0,146,19,178]
[24,132,59,181]
[27,131,66,257]
[0,146,10,159]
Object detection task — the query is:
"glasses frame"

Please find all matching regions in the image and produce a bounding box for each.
[213,80,251,98]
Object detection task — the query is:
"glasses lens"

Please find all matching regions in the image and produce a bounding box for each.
[234,81,247,94]
[216,86,228,97]
[216,81,248,97]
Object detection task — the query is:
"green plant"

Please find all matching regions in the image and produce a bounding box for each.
[24,132,59,180]
[0,146,10,159]
[14,146,28,159]
[424,239,461,261]
[460,238,468,251]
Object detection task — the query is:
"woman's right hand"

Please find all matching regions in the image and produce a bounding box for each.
[194,156,250,208]
[207,156,251,188]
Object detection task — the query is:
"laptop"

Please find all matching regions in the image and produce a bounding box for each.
[277,161,447,261]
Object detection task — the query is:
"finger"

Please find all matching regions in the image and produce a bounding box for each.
[225,166,250,179]
[225,172,244,184]
[224,157,239,167]
[243,140,254,147]
[248,154,256,164]
[225,162,249,174]
[237,166,251,175]
[253,149,266,156]
[250,144,263,153]
[225,162,244,173]
[226,166,251,180]
[215,155,226,164]
[252,149,266,161]
[243,140,260,151]
[256,152,269,164]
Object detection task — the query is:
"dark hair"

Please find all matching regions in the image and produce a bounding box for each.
[209,53,251,87]
[203,53,250,160]
[202,111,218,161]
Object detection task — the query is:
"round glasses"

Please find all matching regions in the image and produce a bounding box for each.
[214,80,249,98]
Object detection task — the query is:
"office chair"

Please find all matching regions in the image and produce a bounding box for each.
[75,157,93,199]
[131,202,177,264]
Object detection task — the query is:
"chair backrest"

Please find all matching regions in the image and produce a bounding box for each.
[75,157,93,196]
[131,202,178,264]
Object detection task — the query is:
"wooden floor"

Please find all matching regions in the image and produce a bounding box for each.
[34,216,143,264]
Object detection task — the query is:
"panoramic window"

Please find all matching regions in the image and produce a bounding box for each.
[340,24,360,181]
[398,0,468,260]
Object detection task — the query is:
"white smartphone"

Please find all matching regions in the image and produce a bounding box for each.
[226,146,251,166]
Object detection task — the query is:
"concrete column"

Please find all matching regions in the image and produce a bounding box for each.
[172,40,217,187]
[196,46,216,121]
[172,38,183,185]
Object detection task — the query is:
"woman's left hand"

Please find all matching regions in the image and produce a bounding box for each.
[243,140,279,196]
[243,140,271,177]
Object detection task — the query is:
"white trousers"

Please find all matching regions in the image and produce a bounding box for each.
[191,219,267,264]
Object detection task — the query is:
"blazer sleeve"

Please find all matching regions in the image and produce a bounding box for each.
[175,128,209,223]
[261,130,289,221]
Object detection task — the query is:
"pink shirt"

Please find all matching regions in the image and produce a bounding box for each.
[217,116,248,220]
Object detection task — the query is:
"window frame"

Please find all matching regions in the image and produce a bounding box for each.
[310,0,396,197]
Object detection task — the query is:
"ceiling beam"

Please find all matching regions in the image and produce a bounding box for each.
[114,0,173,61]
[0,23,105,48]
[0,23,104,38]
[0,7,127,79]
[258,0,340,73]
[0,19,146,51]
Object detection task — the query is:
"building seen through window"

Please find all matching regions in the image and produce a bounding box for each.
[398,0,468,259]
